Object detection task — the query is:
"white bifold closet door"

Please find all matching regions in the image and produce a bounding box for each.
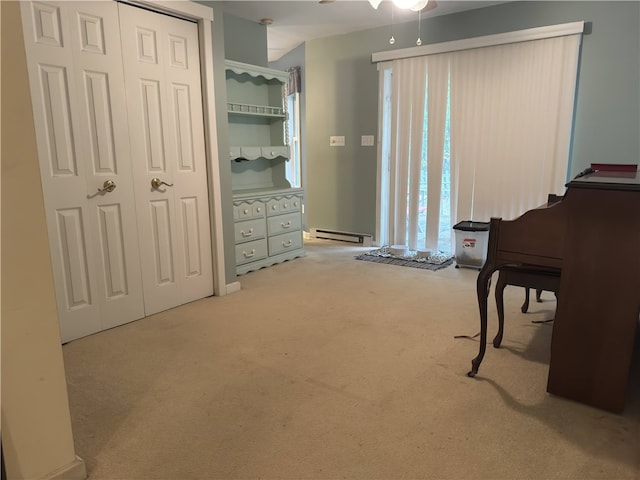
[119,3,213,316]
[21,1,213,342]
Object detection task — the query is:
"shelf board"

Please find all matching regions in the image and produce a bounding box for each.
[227,102,285,118]
[228,110,286,119]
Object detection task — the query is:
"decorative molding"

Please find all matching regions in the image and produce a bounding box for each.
[225,59,289,83]
[233,189,304,204]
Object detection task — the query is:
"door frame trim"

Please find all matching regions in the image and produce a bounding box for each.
[120,0,226,296]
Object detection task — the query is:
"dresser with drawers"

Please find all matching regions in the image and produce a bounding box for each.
[233,190,304,275]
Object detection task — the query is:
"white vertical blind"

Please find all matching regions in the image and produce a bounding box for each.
[424,54,448,250]
[388,56,428,249]
[377,26,582,252]
[449,34,582,222]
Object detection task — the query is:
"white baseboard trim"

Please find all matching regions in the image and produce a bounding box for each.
[43,456,86,480]
[226,281,241,294]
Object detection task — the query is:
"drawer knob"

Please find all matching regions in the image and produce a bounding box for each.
[282,240,293,247]
[243,208,249,214]
[241,228,254,237]
[272,205,277,210]
[257,207,262,213]
[281,221,291,229]
[244,249,256,258]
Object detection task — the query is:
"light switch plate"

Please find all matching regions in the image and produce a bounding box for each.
[330,136,345,147]
[361,135,375,146]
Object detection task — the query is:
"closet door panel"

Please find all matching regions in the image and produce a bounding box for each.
[21,1,145,341]
[119,3,213,316]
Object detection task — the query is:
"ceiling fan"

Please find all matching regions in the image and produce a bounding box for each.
[319,0,438,12]
[368,0,438,12]
[317,0,439,46]
[366,0,439,45]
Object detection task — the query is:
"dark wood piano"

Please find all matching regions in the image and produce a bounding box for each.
[468,169,640,413]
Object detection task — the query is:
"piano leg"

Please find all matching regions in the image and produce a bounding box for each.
[468,266,494,377]
[494,271,508,348]
[521,288,531,313]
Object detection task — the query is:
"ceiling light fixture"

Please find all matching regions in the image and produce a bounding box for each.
[259,18,273,25]
[368,0,428,11]
[395,0,429,11]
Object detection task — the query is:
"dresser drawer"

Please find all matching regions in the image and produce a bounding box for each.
[235,202,253,220]
[235,239,267,265]
[266,198,281,216]
[266,195,302,217]
[278,196,301,214]
[234,201,265,220]
[234,218,266,243]
[268,231,303,256]
[267,212,301,236]
[252,202,265,217]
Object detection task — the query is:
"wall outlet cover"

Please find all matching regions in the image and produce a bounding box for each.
[330,136,345,147]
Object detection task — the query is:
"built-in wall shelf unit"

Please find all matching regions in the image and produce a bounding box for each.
[225,60,304,274]
[225,60,290,163]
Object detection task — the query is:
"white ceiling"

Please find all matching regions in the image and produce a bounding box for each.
[220,0,508,61]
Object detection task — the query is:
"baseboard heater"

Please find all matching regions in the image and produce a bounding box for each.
[310,228,372,246]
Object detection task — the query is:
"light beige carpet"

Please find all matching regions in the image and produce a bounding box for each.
[63,239,640,479]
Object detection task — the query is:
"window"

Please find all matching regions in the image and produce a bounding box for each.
[376,27,582,255]
[284,66,302,189]
[285,91,301,188]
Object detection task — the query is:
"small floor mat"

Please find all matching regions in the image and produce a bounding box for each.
[355,246,454,271]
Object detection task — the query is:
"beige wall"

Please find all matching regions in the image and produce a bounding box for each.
[1,2,84,479]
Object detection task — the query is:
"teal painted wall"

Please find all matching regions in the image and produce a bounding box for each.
[222,12,268,66]
[209,4,237,286]
[195,3,270,286]
[305,1,640,239]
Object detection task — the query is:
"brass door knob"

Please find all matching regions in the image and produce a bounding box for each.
[97,179,116,193]
[151,177,174,189]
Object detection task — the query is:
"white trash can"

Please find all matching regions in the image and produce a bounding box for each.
[453,221,490,269]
